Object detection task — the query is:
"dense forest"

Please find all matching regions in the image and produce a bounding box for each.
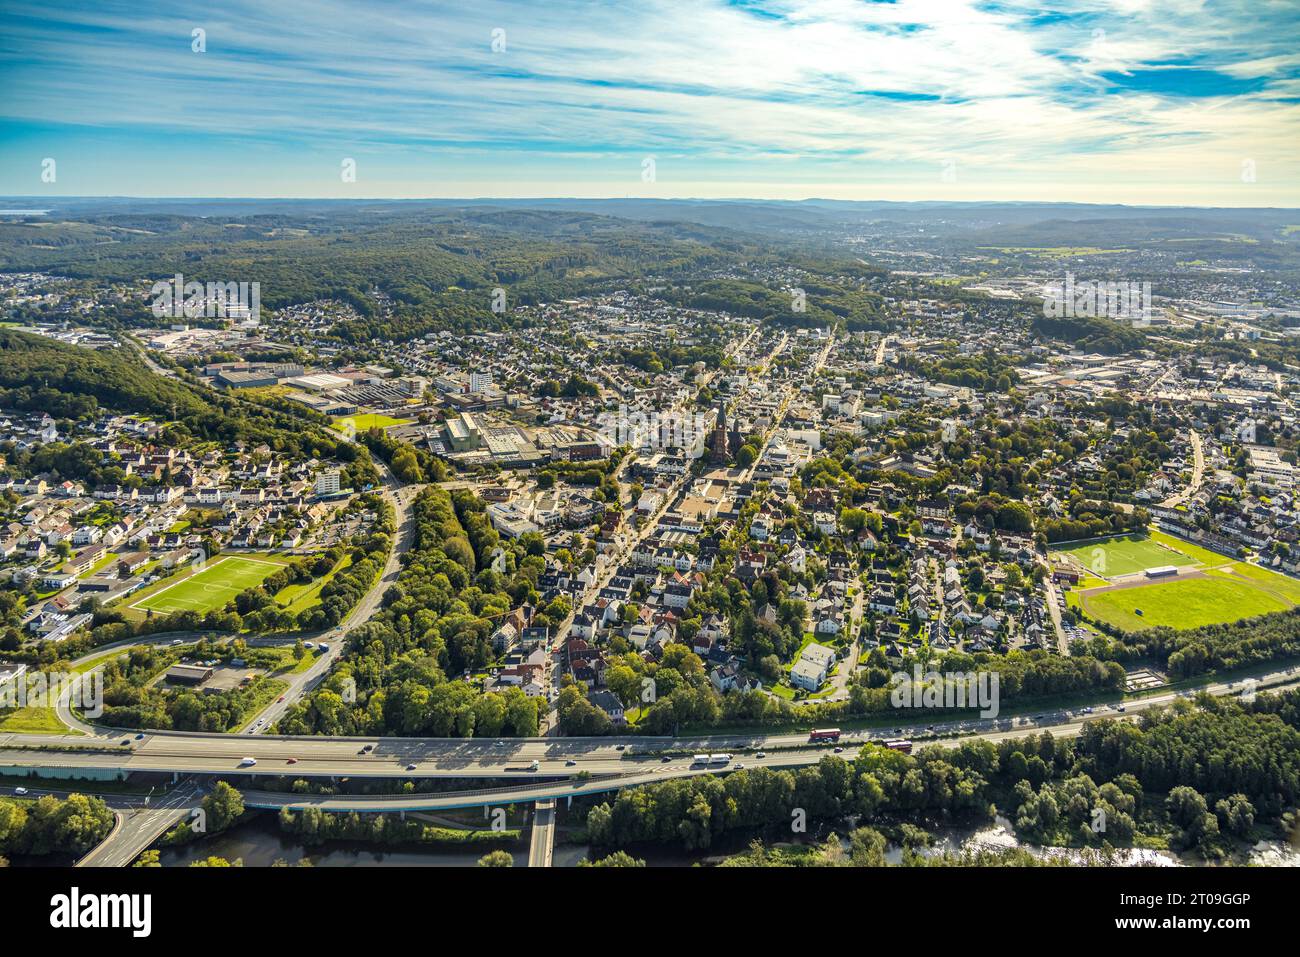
[0,792,115,863]
[579,689,1300,860]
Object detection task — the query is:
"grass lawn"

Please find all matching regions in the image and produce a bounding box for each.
[1053,531,1201,578]
[1082,575,1293,631]
[1210,562,1300,603]
[266,646,320,676]
[330,413,413,433]
[131,554,289,615]
[0,705,75,735]
[275,553,352,616]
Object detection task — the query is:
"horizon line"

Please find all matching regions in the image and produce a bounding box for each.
[2,195,1298,212]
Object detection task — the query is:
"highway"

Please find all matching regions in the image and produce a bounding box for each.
[75,779,203,867]
[6,664,1297,786]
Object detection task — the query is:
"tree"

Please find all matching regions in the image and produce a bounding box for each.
[581,850,646,867]
[477,850,514,867]
[203,782,245,832]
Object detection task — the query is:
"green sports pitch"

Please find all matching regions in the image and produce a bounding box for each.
[131,556,288,615]
[1051,532,1199,579]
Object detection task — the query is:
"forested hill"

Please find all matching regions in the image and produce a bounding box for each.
[0,329,356,463]
[0,208,763,333]
[0,206,886,344]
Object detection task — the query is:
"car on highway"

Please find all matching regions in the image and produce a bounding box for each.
[756,751,766,759]
[239,757,257,767]
[1116,705,1127,712]
[362,744,374,752]
[661,755,672,763]
[13,787,27,795]
[277,695,285,703]
[406,763,417,771]
[529,760,540,771]
[615,744,626,751]
[734,762,745,769]
[135,732,145,739]
[119,738,131,746]
[833,746,843,753]
[565,759,577,766]
[171,639,183,646]
[286,758,299,765]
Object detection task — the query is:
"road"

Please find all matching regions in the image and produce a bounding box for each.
[528,799,556,867]
[1159,429,1204,508]
[75,779,203,867]
[7,664,1297,786]
[1041,569,1069,654]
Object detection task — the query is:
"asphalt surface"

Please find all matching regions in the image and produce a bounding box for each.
[528,799,556,867]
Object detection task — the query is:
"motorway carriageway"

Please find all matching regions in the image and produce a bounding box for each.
[2,667,1297,799]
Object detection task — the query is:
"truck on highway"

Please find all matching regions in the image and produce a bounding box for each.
[692,754,709,766]
[809,727,842,743]
[708,753,732,765]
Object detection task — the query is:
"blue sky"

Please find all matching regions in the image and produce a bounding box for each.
[2,0,1298,204]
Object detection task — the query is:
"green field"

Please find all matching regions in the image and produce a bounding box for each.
[274,553,352,615]
[330,413,412,433]
[1059,530,1300,631]
[1053,532,1200,579]
[1082,575,1292,631]
[131,555,288,614]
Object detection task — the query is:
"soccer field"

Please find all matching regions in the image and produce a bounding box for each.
[1052,533,1199,579]
[131,556,288,615]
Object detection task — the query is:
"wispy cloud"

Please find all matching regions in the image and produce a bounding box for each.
[1,0,1297,203]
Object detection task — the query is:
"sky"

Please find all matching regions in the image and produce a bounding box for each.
[1,0,1298,205]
